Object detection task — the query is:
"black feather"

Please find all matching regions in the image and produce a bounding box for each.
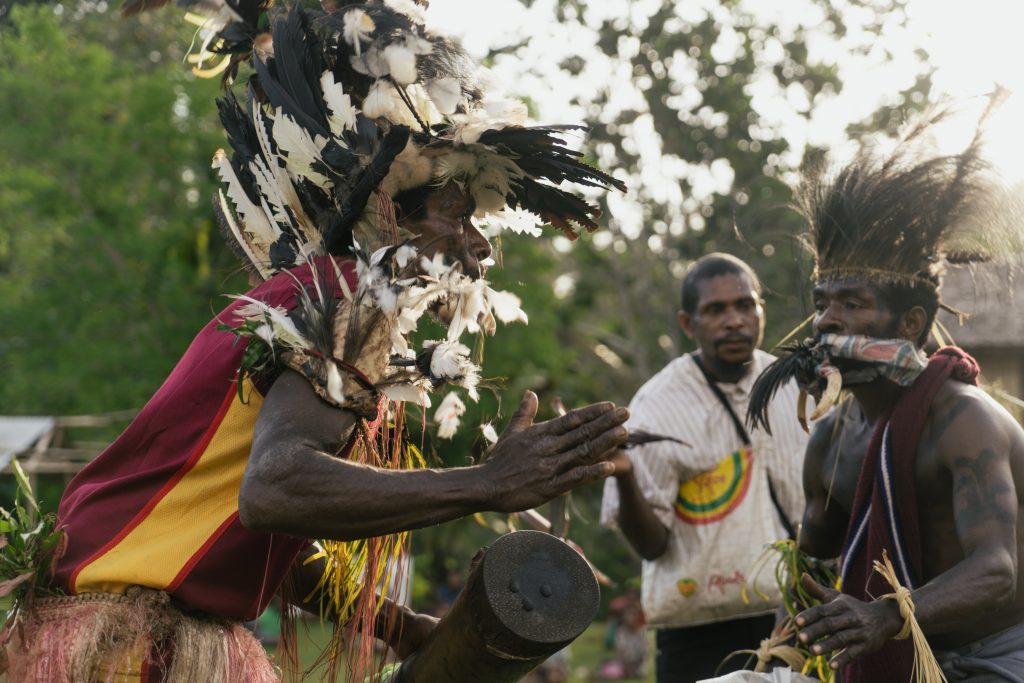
[254,9,331,139]
[326,124,412,255]
[269,232,299,270]
[746,343,815,435]
[622,429,690,450]
[477,126,625,192]
[216,91,263,206]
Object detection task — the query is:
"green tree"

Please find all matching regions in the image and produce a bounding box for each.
[0,4,247,415]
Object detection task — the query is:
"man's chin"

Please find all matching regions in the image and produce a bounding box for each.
[715,345,754,366]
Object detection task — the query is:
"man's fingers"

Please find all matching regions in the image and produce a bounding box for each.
[551,407,629,454]
[551,461,616,492]
[505,391,539,434]
[807,628,862,659]
[543,401,621,436]
[798,611,860,645]
[557,425,630,467]
[799,572,838,604]
[828,644,864,670]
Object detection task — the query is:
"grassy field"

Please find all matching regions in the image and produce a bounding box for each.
[270,618,656,682]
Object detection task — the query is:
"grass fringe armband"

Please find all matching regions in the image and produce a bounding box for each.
[873,550,948,683]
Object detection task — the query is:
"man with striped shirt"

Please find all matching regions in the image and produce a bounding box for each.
[601,253,808,682]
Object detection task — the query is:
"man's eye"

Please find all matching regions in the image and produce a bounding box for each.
[843,301,861,311]
[813,301,826,313]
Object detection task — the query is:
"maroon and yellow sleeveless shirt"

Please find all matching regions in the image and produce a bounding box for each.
[54,258,357,621]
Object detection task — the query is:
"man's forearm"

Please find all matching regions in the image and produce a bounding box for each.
[614,471,669,560]
[903,549,1016,637]
[241,449,489,540]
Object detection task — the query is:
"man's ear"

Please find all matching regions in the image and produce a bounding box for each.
[899,306,928,343]
[677,310,695,339]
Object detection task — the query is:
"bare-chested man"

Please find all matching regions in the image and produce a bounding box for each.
[747,106,1024,682]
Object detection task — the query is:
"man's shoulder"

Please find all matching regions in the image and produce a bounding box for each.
[632,355,702,400]
[926,380,1024,461]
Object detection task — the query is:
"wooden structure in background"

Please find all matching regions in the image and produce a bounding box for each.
[0,410,137,493]
[939,266,1024,412]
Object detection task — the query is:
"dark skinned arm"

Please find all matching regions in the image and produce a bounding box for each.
[609,450,669,560]
[288,545,437,659]
[796,391,1020,671]
[799,415,850,561]
[239,370,630,540]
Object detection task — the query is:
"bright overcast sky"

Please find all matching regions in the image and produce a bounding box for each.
[426,0,1024,158]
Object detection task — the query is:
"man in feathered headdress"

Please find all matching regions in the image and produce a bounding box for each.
[2,1,631,680]
[747,101,1024,681]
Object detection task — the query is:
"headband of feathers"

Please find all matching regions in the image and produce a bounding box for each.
[126,0,625,280]
[799,91,1020,293]
[748,93,1024,434]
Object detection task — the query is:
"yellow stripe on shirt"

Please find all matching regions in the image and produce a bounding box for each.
[73,381,263,594]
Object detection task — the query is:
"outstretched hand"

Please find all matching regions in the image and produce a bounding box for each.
[481,391,629,513]
[794,573,903,671]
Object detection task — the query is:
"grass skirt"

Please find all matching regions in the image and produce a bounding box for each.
[3,587,280,682]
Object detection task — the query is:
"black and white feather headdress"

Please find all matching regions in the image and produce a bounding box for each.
[128,0,625,279]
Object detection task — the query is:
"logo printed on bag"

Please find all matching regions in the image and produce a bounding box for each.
[676,578,698,597]
[707,570,745,595]
[674,446,753,525]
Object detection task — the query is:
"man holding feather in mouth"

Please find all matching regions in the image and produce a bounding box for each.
[747,98,1024,682]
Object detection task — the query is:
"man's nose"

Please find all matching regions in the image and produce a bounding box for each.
[813,305,842,335]
[723,307,744,329]
[462,224,492,278]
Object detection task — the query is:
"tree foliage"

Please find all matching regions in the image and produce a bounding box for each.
[0,4,247,415]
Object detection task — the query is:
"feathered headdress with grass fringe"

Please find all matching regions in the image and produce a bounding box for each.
[748,93,1024,434]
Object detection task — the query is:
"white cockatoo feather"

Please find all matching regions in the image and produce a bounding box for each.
[427,77,461,116]
[434,392,466,439]
[382,383,431,407]
[383,0,426,24]
[342,8,375,56]
[320,71,358,136]
[272,110,333,189]
[383,43,418,85]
